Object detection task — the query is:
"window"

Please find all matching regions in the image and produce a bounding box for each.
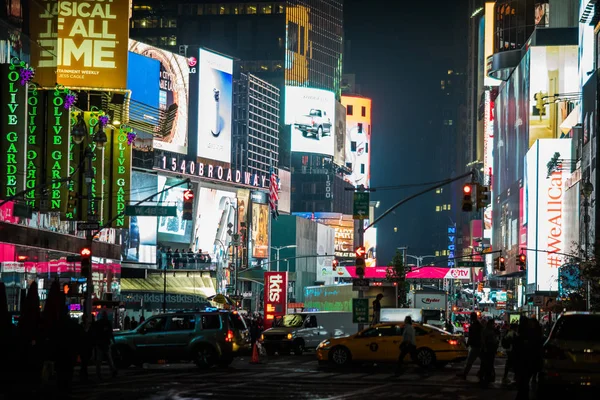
[357,123,363,133]
[168,315,196,331]
[435,251,440,257]
[287,22,299,52]
[347,105,353,115]
[261,4,272,14]
[360,325,401,338]
[414,327,428,336]
[361,106,366,117]
[436,206,441,212]
[360,164,365,174]
[299,26,305,55]
[219,5,230,14]
[442,204,447,210]
[247,4,257,14]
[346,162,353,169]
[447,204,451,210]
[201,314,221,330]
[351,141,357,152]
[228,313,248,330]
[143,317,167,333]
[365,143,369,153]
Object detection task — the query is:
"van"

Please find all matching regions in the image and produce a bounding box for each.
[261,311,357,355]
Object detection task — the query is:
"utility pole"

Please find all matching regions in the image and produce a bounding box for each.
[84,147,95,326]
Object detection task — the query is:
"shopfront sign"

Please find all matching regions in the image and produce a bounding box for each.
[155,152,269,189]
[26,84,46,209]
[1,62,28,199]
[45,88,71,212]
[264,272,288,326]
[443,267,471,280]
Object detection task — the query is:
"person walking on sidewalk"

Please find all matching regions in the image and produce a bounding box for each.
[93,311,118,380]
[371,294,383,326]
[457,312,483,379]
[501,323,518,385]
[395,316,418,375]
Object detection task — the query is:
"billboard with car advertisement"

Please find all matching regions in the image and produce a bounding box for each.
[264,272,288,326]
[286,87,335,156]
[341,96,372,187]
[128,40,190,154]
[29,0,130,89]
[526,139,572,292]
[196,49,233,163]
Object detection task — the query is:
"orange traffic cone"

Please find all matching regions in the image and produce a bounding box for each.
[250,342,260,364]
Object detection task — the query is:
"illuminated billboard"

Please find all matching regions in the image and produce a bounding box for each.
[286,87,336,156]
[334,101,347,166]
[294,212,355,259]
[341,96,372,187]
[156,176,193,243]
[526,139,572,292]
[196,49,233,163]
[128,40,190,155]
[30,0,130,89]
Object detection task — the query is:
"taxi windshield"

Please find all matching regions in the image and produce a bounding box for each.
[280,314,305,328]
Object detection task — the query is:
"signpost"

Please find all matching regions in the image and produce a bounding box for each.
[125,205,178,217]
[457,261,485,268]
[353,192,370,220]
[352,278,370,291]
[77,222,100,231]
[352,298,369,323]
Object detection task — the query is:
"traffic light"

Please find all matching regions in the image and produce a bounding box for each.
[355,246,366,277]
[517,253,526,271]
[183,189,194,221]
[461,184,473,212]
[499,256,506,272]
[332,258,339,271]
[476,184,489,210]
[80,247,91,278]
[493,257,499,271]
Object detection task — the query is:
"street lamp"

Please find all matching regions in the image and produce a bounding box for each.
[405,254,437,268]
[272,245,297,272]
[581,177,594,310]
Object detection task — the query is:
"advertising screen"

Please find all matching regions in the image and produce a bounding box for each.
[286,87,336,156]
[156,176,193,243]
[341,96,372,187]
[334,101,347,166]
[128,40,190,155]
[492,50,530,273]
[192,188,237,261]
[121,172,158,264]
[251,203,270,259]
[526,139,572,292]
[196,49,233,163]
[294,212,355,259]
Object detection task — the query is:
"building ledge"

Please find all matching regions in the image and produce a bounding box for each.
[487,49,522,81]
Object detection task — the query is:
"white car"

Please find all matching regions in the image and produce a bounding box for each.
[294,109,331,139]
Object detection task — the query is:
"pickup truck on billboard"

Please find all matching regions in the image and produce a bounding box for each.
[294,109,332,140]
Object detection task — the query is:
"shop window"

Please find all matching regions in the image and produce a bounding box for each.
[347,105,353,115]
[361,106,366,117]
[351,141,357,152]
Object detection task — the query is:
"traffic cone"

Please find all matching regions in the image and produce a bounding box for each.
[250,342,260,364]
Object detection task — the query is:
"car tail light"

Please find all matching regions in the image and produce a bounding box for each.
[226,330,234,342]
[446,339,459,346]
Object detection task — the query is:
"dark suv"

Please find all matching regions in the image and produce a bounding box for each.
[113,311,244,369]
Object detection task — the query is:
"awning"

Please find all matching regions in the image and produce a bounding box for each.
[121,273,216,298]
[238,268,267,285]
[560,103,581,135]
[406,267,451,279]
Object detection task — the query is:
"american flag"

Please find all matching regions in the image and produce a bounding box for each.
[269,166,279,219]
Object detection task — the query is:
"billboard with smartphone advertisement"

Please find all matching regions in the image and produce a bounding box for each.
[264,272,288,325]
[286,87,336,156]
[128,40,190,154]
[526,139,572,292]
[196,49,233,163]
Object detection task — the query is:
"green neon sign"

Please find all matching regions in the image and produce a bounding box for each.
[45,87,71,212]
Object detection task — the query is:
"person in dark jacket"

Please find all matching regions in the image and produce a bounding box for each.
[371,294,383,326]
[55,308,81,395]
[479,318,499,385]
[457,312,483,379]
[93,311,117,379]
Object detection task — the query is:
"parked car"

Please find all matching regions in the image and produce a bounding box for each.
[261,312,357,356]
[294,109,331,139]
[316,322,467,368]
[113,310,240,369]
[538,312,600,395]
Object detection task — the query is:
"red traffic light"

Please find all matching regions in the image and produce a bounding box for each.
[519,254,526,262]
[355,246,366,258]
[183,189,194,201]
[332,259,339,267]
[80,247,91,257]
[499,256,505,263]
[463,184,472,194]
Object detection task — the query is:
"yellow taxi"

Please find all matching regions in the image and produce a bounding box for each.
[316,323,467,368]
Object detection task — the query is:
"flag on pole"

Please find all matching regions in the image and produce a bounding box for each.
[269,166,279,219]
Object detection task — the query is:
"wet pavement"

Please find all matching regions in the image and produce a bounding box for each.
[65,354,523,400]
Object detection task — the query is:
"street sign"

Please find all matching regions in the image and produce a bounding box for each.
[352,278,370,291]
[457,261,485,268]
[353,192,370,220]
[77,222,100,231]
[352,298,369,323]
[125,205,177,217]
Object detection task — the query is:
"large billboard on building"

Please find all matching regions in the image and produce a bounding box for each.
[341,96,372,187]
[334,101,347,167]
[526,139,572,292]
[264,271,288,326]
[492,50,529,274]
[30,0,130,89]
[294,212,355,259]
[128,40,190,155]
[277,168,291,214]
[196,49,233,163]
[156,176,193,243]
[316,223,335,271]
[251,202,270,259]
[286,87,336,156]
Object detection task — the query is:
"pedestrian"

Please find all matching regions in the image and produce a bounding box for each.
[395,316,418,375]
[480,318,499,385]
[55,308,80,396]
[457,312,483,379]
[124,315,131,330]
[130,316,138,329]
[501,323,518,385]
[92,311,118,379]
[250,319,261,347]
[79,314,93,382]
[528,318,544,384]
[371,294,383,326]
[514,316,533,400]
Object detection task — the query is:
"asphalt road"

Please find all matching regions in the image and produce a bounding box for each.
[63,354,522,400]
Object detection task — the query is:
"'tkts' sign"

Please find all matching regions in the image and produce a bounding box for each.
[264,272,288,327]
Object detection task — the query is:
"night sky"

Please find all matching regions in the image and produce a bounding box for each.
[344,0,469,264]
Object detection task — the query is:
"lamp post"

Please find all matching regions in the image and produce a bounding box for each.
[272,245,297,272]
[404,254,437,268]
[581,178,594,310]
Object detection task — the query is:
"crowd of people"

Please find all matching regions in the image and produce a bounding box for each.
[157,247,213,270]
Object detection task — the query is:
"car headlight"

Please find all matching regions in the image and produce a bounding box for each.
[260,334,264,341]
[286,333,293,340]
[318,340,331,349]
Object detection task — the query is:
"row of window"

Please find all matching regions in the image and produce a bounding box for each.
[178,3,285,16]
[131,18,177,29]
[346,104,367,117]
[345,162,366,174]
[138,36,177,47]
[435,204,452,212]
[349,141,368,153]
[435,250,450,257]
